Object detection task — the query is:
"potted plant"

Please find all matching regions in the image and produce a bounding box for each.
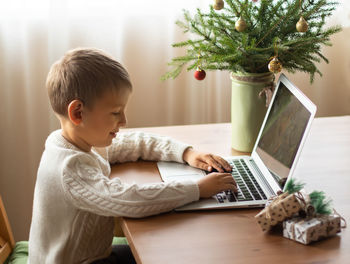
[161,0,341,152]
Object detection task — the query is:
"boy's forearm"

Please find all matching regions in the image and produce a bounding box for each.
[108,131,192,164]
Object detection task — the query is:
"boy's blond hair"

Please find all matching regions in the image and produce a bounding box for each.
[47,47,132,116]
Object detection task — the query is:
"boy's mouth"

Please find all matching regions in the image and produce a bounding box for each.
[110,129,119,137]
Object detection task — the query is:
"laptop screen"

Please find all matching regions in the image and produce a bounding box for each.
[255,81,312,189]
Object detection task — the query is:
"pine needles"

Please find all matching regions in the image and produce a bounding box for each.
[284,178,305,194]
[309,191,333,215]
[161,0,341,82]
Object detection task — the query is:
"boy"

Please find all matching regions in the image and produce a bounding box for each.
[28,48,236,264]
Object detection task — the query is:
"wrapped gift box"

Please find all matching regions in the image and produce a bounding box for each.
[255,192,302,231]
[283,214,341,244]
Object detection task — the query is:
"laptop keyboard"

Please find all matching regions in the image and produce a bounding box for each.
[215,159,267,203]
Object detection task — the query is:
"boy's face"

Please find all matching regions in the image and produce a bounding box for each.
[78,88,131,150]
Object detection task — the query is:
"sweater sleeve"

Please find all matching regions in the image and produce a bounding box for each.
[106,131,191,164]
[61,154,200,218]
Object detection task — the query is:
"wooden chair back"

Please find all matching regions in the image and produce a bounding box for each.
[0,195,15,263]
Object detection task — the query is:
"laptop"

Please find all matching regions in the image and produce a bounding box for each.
[157,73,317,211]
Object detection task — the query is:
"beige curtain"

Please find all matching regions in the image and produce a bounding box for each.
[0,0,349,240]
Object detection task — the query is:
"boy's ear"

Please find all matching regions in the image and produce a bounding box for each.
[67,100,84,125]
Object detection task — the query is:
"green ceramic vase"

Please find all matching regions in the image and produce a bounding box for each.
[230,72,274,152]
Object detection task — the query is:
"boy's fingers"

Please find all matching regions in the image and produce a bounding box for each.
[205,155,224,172]
[209,155,232,172]
[211,155,231,171]
[196,161,212,171]
[216,157,232,172]
[222,184,237,193]
[214,173,232,177]
[228,182,238,192]
[222,176,237,186]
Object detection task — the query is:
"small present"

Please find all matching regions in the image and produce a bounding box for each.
[283,214,341,244]
[255,192,302,231]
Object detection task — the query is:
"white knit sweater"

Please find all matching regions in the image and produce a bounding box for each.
[28,130,200,264]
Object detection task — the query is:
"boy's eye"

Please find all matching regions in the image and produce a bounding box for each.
[112,112,120,116]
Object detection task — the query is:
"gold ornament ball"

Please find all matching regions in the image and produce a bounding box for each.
[235,17,247,32]
[268,57,282,73]
[213,0,224,10]
[296,16,308,32]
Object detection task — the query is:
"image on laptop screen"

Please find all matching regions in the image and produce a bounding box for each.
[255,82,311,189]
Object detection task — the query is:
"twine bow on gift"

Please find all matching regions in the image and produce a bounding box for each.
[290,219,306,242]
[333,208,347,228]
[294,191,311,213]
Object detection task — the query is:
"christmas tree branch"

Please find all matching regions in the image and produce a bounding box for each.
[161,0,341,82]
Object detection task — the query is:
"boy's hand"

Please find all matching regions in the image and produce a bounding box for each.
[197,172,237,198]
[183,147,232,173]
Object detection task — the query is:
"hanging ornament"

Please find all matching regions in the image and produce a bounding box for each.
[194,67,206,80]
[268,42,282,73]
[213,0,224,10]
[235,17,247,32]
[296,16,308,32]
[268,57,282,73]
[194,53,206,80]
[296,0,308,32]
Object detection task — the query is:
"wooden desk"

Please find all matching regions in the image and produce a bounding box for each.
[111,116,350,264]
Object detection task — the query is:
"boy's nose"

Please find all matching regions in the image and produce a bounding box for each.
[118,113,127,127]
[118,121,127,128]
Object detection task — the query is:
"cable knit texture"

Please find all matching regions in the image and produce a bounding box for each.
[28,130,200,264]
